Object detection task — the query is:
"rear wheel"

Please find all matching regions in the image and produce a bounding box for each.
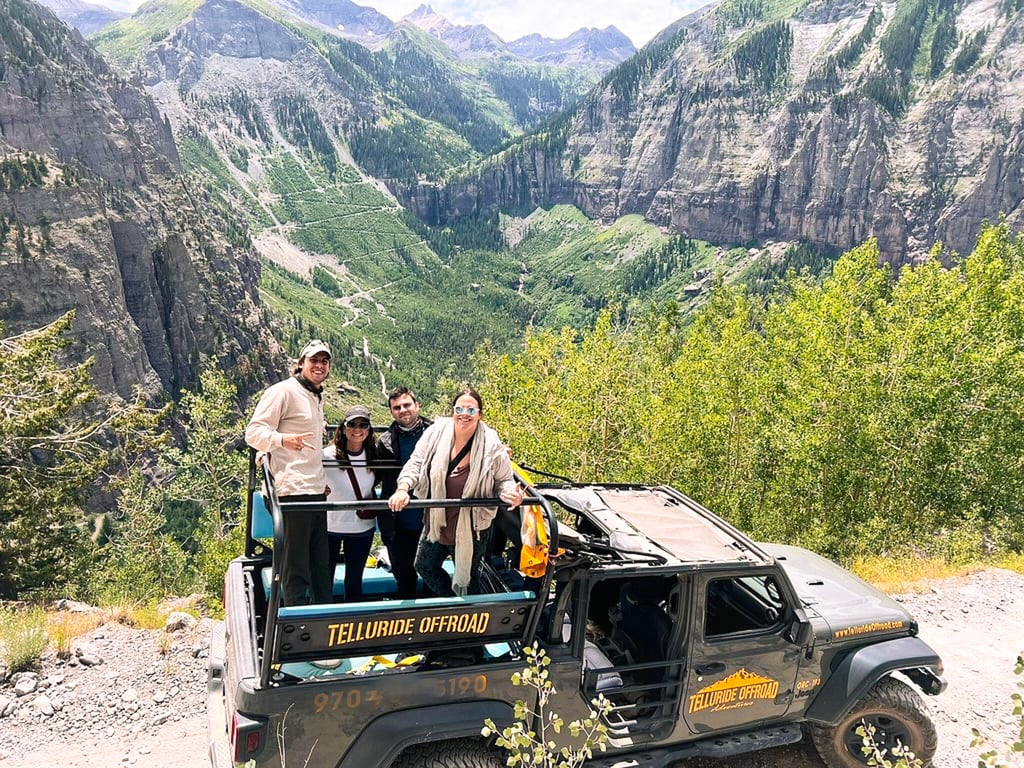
[396,738,505,768]
[810,677,937,768]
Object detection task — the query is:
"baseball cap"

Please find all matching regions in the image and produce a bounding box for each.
[343,405,371,425]
[300,339,331,359]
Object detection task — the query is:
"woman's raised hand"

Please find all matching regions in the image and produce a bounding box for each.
[388,489,410,511]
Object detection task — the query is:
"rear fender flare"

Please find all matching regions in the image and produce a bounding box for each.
[805,636,941,725]
[338,700,516,768]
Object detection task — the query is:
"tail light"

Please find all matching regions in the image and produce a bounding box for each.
[230,710,268,763]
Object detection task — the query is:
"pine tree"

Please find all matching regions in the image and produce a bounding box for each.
[0,313,162,598]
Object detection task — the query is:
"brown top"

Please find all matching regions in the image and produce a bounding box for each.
[425,463,469,545]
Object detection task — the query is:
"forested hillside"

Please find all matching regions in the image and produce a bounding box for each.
[6,222,1023,602]
[85,0,604,403]
[477,223,1024,563]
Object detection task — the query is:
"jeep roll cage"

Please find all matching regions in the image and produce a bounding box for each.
[243,447,562,689]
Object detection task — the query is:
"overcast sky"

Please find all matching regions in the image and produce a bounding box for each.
[107,0,711,47]
[367,0,710,46]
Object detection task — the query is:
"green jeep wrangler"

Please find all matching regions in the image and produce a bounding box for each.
[207,455,944,768]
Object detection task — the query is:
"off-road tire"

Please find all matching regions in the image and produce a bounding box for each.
[396,738,505,768]
[810,676,938,768]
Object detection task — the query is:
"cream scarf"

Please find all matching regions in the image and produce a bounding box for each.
[425,419,486,595]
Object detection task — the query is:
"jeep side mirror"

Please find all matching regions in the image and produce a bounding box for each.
[788,609,813,647]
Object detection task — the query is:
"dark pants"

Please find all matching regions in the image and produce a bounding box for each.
[489,506,523,568]
[280,494,331,606]
[415,528,491,596]
[388,526,423,600]
[327,529,375,602]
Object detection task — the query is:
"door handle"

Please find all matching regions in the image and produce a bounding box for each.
[694,662,726,676]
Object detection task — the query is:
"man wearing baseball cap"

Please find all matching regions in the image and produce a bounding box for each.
[245,340,333,605]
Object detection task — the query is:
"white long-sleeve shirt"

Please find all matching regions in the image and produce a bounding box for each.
[324,446,376,534]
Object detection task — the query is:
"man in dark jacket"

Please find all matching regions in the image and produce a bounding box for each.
[377,386,433,599]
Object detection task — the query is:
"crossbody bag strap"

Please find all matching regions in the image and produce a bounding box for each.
[344,466,364,501]
[447,435,474,477]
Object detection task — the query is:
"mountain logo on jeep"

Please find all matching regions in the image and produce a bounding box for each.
[688,669,781,714]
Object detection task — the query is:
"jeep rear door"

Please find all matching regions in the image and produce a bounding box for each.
[682,569,802,734]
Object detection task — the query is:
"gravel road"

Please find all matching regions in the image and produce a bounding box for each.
[1,569,1021,768]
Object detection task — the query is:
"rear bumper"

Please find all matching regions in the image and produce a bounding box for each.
[207,621,232,768]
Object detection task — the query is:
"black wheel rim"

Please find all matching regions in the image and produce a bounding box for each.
[842,715,913,764]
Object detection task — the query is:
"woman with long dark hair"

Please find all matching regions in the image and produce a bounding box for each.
[323,405,378,602]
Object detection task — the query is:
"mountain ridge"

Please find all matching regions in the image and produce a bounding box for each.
[399,3,636,72]
[397,0,1024,263]
[0,0,280,400]
[35,0,127,34]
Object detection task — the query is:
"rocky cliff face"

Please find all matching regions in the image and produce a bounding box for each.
[400,0,1024,263]
[0,0,280,400]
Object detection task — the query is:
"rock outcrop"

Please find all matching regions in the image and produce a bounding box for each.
[399,0,1024,263]
[0,0,280,400]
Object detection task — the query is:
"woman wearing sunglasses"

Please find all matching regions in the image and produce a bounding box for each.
[324,405,379,602]
[387,387,525,596]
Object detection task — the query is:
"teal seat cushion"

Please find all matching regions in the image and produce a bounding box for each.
[252,492,274,539]
[261,562,456,600]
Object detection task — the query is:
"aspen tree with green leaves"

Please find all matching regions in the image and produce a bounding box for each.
[94,367,248,603]
[482,644,611,768]
[477,223,1024,563]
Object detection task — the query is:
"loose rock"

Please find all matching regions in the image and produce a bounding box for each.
[55,599,101,614]
[32,695,54,716]
[0,618,212,764]
[163,613,197,633]
[13,677,37,698]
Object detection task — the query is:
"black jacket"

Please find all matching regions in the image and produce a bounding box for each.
[376,417,433,540]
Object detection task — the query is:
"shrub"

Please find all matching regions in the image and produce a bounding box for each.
[482,643,611,768]
[0,606,48,672]
[47,611,102,659]
[972,652,1024,766]
[856,720,923,767]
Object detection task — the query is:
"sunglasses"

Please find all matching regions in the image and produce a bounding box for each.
[453,405,479,416]
[346,421,371,430]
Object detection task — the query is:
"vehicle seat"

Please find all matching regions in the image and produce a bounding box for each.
[583,640,624,693]
[562,613,623,693]
[609,582,671,664]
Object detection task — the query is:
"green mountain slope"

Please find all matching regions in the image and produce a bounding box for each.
[399,0,1024,264]
[84,0,612,403]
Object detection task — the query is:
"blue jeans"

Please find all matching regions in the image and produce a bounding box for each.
[328,529,375,602]
[388,525,423,600]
